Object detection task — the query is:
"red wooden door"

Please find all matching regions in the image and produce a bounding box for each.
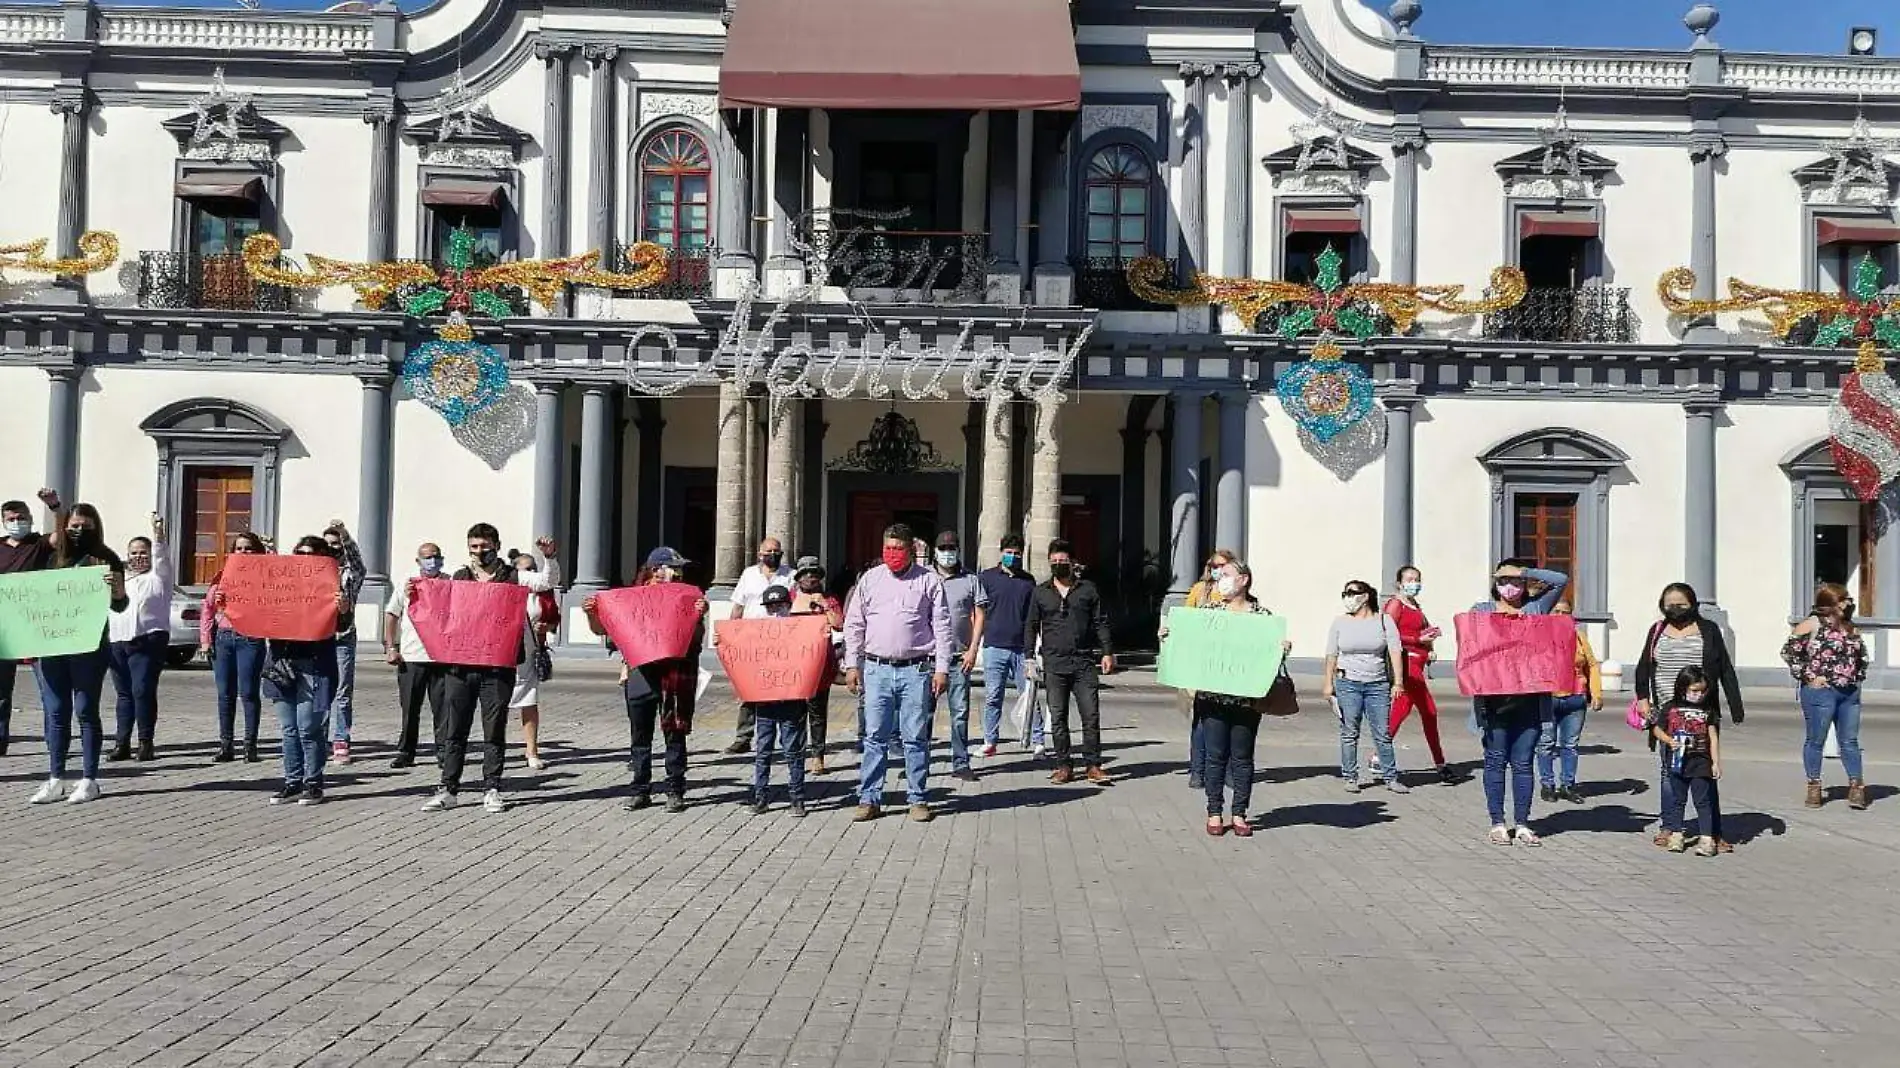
[1060,498,1102,573]
[846,492,938,571]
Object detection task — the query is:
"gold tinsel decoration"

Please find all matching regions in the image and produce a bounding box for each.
[1657,265,1883,342]
[240,234,672,311]
[1125,256,1527,333]
[0,231,120,278]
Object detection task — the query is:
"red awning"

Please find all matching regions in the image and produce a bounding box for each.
[1520,211,1599,240]
[720,0,1081,111]
[421,181,506,209]
[1818,217,1900,246]
[174,176,261,201]
[1284,209,1362,235]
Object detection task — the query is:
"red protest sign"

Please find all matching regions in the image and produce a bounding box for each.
[409,580,530,668]
[716,615,832,702]
[220,554,340,641]
[1452,612,1577,697]
[593,583,702,667]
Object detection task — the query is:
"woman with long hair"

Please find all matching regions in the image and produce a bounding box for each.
[1383,564,1450,783]
[508,543,562,770]
[201,531,270,763]
[1634,582,1745,850]
[1783,582,1871,809]
[585,548,707,813]
[264,536,349,805]
[1163,549,1237,790]
[28,500,129,805]
[1189,559,1284,837]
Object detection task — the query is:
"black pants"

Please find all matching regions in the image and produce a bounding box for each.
[1199,696,1261,817]
[0,658,17,748]
[805,685,830,754]
[627,686,690,799]
[109,631,168,746]
[1046,662,1102,767]
[395,661,443,759]
[437,665,512,793]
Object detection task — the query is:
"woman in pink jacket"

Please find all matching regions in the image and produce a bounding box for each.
[199,532,270,763]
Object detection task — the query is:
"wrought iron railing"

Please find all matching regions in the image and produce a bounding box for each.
[612,243,714,299]
[137,251,291,312]
[1073,256,1175,311]
[811,227,992,303]
[1483,286,1636,344]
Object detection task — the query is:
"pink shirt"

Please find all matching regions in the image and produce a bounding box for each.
[842,564,953,673]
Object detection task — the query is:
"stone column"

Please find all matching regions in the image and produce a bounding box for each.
[1176,64,1214,277]
[1167,391,1203,598]
[1381,388,1420,585]
[51,87,89,271]
[532,383,565,557]
[355,373,395,589]
[1390,127,1427,286]
[1214,391,1247,553]
[535,42,575,259]
[584,45,619,259]
[1218,63,1260,279]
[364,98,397,262]
[1684,399,1720,603]
[764,397,799,547]
[1686,135,1727,342]
[573,385,613,592]
[975,390,1013,569]
[712,381,747,592]
[44,366,81,506]
[1025,393,1062,579]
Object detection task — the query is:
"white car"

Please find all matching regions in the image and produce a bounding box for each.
[166,591,206,668]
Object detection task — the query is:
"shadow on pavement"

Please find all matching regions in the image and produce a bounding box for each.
[1254,800,1396,830]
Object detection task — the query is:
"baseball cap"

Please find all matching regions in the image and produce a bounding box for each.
[644,546,689,568]
[761,584,793,608]
[793,555,825,579]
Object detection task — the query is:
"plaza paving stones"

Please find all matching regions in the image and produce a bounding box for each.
[0,664,1896,1068]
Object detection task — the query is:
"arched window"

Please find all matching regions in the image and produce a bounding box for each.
[639,129,712,251]
[1083,144,1152,260]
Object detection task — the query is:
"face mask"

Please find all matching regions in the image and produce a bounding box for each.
[419,557,444,576]
[655,566,679,583]
[128,555,151,575]
[766,603,791,617]
[3,520,28,539]
[799,578,823,592]
[1214,575,1240,599]
[1494,582,1525,604]
[1000,552,1020,569]
[1662,604,1694,622]
[935,549,958,568]
[1050,562,1074,581]
[1343,594,1369,614]
[760,551,783,568]
[66,526,94,546]
[1682,691,1706,706]
[473,548,497,567]
[1400,581,1422,597]
[882,547,911,573]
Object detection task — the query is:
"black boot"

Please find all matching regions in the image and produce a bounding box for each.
[107,741,132,762]
[244,739,260,763]
[137,740,155,763]
[213,742,235,764]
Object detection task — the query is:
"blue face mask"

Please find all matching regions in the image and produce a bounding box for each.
[1001,552,1020,568]
[419,556,444,576]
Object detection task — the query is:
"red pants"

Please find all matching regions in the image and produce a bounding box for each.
[1388,651,1444,766]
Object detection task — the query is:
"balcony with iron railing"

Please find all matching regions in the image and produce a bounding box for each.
[803,226,993,304]
[136,252,292,312]
[609,243,715,299]
[1073,257,1177,311]
[1482,286,1636,344]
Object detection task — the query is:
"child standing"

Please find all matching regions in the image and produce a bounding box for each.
[1652,666,1723,856]
[752,584,808,816]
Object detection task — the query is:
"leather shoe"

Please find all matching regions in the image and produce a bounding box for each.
[853,804,882,822]
[213,743,235,764]
[391,754,415,769]
[1050,767,1074,785]
[244,741,260,763]
[107,742,132,763]
[1085,766,1111,785]
[908,804,933,823]
[137,740,155,763]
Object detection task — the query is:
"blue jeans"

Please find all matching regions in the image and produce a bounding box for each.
[212,629,265,744]
[1657,745,1725,839]
[331,638,357,742]
[36,645,109,780]
[1336,676,1397,783]
[981,647,1038,747]
[109,630,168,746]
[268,663,334,789]
[1537,695,1588,788]
[753,703,807,803]
[937,660,973,769]
[1800,683,1864,781]
[859,660,931,805]
[1480,696,1542,827]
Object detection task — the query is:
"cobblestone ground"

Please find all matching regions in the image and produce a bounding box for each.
[1,663,1897,1068]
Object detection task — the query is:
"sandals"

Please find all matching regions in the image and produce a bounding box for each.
[1206,818,1227,837]
[1490,825,1541,847]
[1513,826,1542,848]
[1488,825,1511,846]
[1229,818,1253,838]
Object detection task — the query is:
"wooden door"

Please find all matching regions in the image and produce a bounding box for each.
[1060,497,1103,575]
[846,492,939,574]
[183,466,254,585]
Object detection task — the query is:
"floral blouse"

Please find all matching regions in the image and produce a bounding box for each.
[1781,622,1869,688]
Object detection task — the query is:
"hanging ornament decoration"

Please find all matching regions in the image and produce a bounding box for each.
[1127,246,1525,473]
[1662,255,1900,500]
[404,312,508,427]
[0,231,121,282]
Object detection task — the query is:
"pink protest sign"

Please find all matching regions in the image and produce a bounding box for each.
[593,583,701,667]
[409,579,530,668]
[716,616,833,702]
[220,554,340,641]
[1452,612,1576,697]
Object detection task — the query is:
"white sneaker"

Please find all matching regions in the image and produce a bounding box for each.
[66,779,100,805]
[483,789,506,814]
[29,778,68,805]
[1032,744,1047,759]
[1368,753,1383,771]
[422,790,456,812]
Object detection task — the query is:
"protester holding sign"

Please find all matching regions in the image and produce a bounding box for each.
[320,521,366,767]
[586,548,708,814]
[1180,560,1288,838]
[200,532,271,763]
[383,542,448,769]
[107,515,175,764]
[507,541,561,771]
[748,585,810,816]
[0,493,58,757]
[28,495,129,806]
[1466,557,1569,847]
[790,557,843,775]
[263,536,351,806]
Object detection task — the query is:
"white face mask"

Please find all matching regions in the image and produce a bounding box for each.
[1400,581,1422,597]
[1343,594,1369,614]
[1214,575,1240,599]
[3,520,28,539]
[935,549,958,568]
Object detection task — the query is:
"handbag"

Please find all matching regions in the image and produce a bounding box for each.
[262,651,296,693]
[1626,620,1667,730]
[1255,671,1300,717]
[533,643,554,683]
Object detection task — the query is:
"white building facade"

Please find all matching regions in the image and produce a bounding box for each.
[2,0,1899,682]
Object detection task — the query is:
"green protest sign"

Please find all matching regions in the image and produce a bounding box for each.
[0,566,112,659]
[1156,607,1287,698]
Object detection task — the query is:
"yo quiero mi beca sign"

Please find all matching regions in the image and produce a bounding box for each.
[715,615,833,702]
[0,566,112,659]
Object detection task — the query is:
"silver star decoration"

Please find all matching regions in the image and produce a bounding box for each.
[434,67,492,143]
[190,66,251,148]
[1823,112,1899,199]
[1290,101,1362,173]
[1538,104,1584,178]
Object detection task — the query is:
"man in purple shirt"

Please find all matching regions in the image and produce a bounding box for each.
[843,522,953,823]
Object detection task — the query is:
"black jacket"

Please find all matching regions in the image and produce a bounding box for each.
[1634,615,1744,725]
[1025,579,1112,668]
